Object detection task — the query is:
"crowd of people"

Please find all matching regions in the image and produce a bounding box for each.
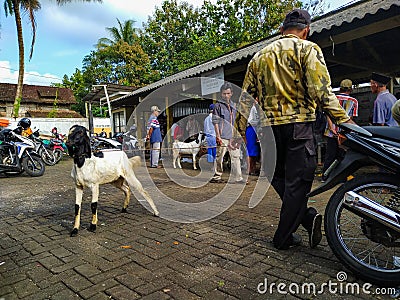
[144,8,400,251]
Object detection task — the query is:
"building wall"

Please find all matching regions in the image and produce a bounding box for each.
[4,118,89,137]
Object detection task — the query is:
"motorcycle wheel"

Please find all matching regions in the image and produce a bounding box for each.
[22,155,45,177]
[53,149,63,163]
[325,173,400,287]
[40,148,56,166]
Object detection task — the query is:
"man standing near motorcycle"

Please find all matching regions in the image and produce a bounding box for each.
[236,9,353,250]
[371,72,398,126]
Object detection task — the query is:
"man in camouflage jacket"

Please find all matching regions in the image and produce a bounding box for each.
[235,9,352,250]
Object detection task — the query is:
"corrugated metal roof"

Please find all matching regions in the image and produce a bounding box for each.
[116,0,399,101]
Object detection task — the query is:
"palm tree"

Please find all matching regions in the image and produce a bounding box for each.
[3,0,102,118]
[96,18,137,49]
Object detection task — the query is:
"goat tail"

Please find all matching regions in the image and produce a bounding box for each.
[129,156,142,169]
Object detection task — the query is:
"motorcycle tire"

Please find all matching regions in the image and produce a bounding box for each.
[53,149,63,163]
[22,154,45,177]
[40,148,56,166]
[325,173,400,287]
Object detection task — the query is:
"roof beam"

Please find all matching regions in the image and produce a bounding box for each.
[317,15,400,48]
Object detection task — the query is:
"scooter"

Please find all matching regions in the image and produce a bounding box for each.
[0,128,45,177]
[91,135,122,151]
[308,123,400,287]
[30,129,56,166]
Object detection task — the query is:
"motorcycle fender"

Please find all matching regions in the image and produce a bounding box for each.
[308,151,371,197]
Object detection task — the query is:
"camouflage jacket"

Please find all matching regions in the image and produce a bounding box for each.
[235,34,350,136]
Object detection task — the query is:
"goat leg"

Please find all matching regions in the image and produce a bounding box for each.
[71,186,83,237]
[89,185,99,232]
[121,180,131,213]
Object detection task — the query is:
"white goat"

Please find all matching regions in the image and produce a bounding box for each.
[172,132,205,170]
[66,125,159,237]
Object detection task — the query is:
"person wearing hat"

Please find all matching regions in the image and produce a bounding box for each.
[146,105,163,168]
[204,104,217,164]
[235,8,353,250]
[371,72,398,126]
[322,79,358,182]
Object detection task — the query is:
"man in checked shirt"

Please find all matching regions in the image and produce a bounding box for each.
[235,9,354,250]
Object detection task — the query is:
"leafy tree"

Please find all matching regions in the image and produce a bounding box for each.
[140,0,302,78]
[140,0,205,77]
[58,69,89,116]
[82,41,159,87]
[201,0,302,51]
[96,18,138,49]
[3,0,102,118]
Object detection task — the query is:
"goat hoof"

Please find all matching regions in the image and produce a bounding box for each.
[70,228,79,237]
[154,211,160,217]
[121,208,128,213]
[88,224,97,232]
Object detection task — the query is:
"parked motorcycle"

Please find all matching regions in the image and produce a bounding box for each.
[308,123,400,287]
[30,129,56,166]
[91,135,122,151]
[121,131,141,157]
[45,137,65,163]
[0,128,45,177]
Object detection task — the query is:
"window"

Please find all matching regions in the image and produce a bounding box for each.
[113,111,125,133]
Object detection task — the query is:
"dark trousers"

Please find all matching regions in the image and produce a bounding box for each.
[262,123,318,249]
[322,136,339,175]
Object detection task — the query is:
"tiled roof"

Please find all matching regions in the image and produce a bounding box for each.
[0,83,76,104]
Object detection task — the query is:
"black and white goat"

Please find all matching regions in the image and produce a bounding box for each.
[66,125,159,237]
[172,132,205,170]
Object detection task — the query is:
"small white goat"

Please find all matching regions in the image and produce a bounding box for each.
[172,132,205,170]
[66,125,159,237]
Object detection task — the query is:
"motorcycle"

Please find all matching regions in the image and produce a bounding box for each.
[121,131,141,157]
[30,129,56,166]
[0,128,45,177]
[91,135,122,152]
[46,136,65,163]
[308,123,400,287]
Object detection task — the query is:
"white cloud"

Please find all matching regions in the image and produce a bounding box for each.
[0,61,61,86]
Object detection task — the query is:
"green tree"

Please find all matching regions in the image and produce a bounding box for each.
[201,0,302,51]
[3,0,102,118]
[140,0,303,78]
[96,18,138,49]
[58,69,88,116]
[83,41,159,87]
[140,0,205,77]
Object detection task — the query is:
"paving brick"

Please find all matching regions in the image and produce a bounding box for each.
[106,284,141,300]
[62,273,94,292]
[51,288,81,300]
[38,255,64,270]
[50,246,74,259]
[13,278,40,298]
[140,290,171,300]
[79,278,119,299]
[74,263,102,277]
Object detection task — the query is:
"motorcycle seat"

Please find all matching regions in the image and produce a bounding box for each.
[363,126,400,143]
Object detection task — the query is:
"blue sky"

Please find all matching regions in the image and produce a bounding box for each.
[0,0,355,86]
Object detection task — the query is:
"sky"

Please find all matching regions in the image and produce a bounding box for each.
[0,0,356,86]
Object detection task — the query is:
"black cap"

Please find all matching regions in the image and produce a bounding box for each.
[371,72,391,85]
[283,9,311,29]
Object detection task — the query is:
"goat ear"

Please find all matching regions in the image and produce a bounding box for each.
[84,135,91,157]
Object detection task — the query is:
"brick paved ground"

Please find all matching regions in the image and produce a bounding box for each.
[0,158,397,299]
